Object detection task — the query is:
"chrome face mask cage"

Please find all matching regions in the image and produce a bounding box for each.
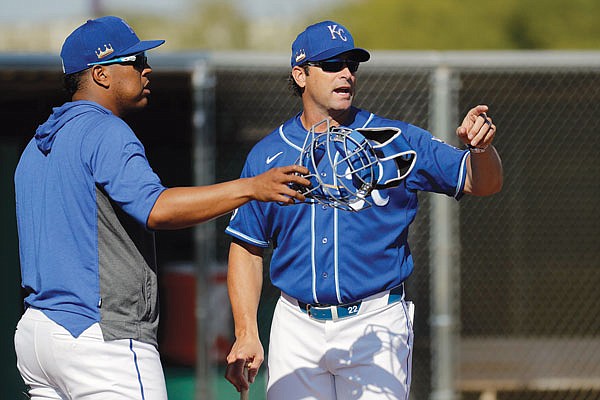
[294,119,379,211]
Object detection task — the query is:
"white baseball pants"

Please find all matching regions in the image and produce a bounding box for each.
[267,294,414,400]
[14,308,168,400]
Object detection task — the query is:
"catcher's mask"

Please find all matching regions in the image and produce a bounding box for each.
[292,120,417,211]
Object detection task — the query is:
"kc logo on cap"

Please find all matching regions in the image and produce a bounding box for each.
[290,20,370,68]
[326,24,348,42]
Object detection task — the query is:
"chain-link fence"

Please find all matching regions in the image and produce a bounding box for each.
[206,52,600,400]
[1,51,598,400]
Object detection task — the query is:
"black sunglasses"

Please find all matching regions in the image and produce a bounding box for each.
[307,60,360,73]
[87,53,148,69]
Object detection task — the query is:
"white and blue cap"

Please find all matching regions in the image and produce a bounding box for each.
[291,20,370,67]
[60,16,165,74]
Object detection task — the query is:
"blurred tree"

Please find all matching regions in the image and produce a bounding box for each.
[175,1,249,50]
[125,1,249,51]
[0,0,598,52]
[507,0,600,48]
[315,0,600,50]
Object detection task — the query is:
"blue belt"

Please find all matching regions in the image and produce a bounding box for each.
[297,284,404,321]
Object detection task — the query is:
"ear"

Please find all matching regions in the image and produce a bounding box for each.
[292,65,307,89]
[90,65,110,89]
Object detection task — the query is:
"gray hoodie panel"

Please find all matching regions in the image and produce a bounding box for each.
[96,186,159,347]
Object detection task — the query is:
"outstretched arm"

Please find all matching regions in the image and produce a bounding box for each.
[457,105,504,196]
[225,240,265,393]
[147,165,309,230]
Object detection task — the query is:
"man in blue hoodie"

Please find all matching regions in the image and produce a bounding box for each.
[13,16,310,400]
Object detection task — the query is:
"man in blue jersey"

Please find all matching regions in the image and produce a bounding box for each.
[224,21,503,399]
[13,16,309,400]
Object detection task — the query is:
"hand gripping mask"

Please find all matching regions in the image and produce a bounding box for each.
[293,120,379,211]
[292,120,417,211]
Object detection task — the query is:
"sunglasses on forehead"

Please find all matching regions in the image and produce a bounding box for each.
[307,60,360,73]
[87,53,148,69]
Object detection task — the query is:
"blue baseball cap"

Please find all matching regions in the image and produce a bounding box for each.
[60,16,165,74]
[291,21,370,68]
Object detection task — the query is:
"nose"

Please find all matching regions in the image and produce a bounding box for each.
[340,67,354,80]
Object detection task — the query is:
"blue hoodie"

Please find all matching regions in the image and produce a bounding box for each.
[15,101,167,344]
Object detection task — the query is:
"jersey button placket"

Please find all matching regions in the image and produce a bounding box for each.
[313,161,336,302]
[321,236,329,279]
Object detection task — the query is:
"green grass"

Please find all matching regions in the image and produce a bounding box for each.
[165,366,267,400]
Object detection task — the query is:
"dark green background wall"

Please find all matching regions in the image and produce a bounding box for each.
[0,142,27,398]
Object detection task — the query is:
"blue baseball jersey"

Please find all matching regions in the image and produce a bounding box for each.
[226,108,469,305]
[15,100,167,343]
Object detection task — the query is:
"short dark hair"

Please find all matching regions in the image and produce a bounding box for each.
[63,70,87,96]
[288,64,310,97]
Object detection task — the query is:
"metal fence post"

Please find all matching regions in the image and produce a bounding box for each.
[429,64,461,400]
[191,60,217,400]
